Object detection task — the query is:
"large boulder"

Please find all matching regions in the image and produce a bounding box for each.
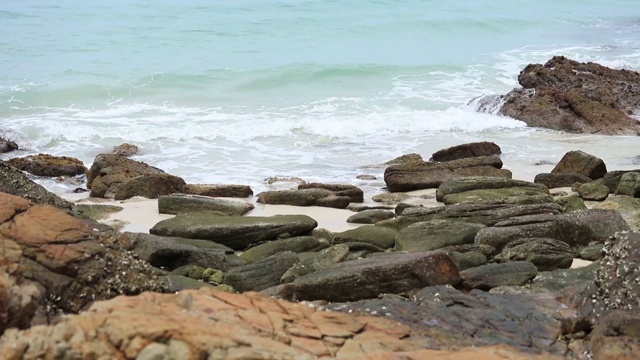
[158,193,254,216]
[257,188,351,209]
[431,141,501,162]
[602,170,640,194]
[113,173,186,200]
[396,220,485,252]
[7,154,87,177]
[86,154,166,198]
[150,212,318,250]
[0,161,72,209]
[550,150,607,180]
[497,56,640,135]
[183,183,254,198]
[384,156,511,192]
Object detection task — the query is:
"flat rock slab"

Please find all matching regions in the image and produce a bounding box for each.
[183,183,254,198]
[298,183,364,203]
[498,238,575,271]
[461,261,538,290]
[272,251,460,302]
[8,154,87,177]
[257,188,351,208]
[333,226,398,249]
[534,172,592,189]
[436,176,546,202]
[239,236,328,264]
[441,187,554,206]
[0,162,72,209]
[224,252,300,292]
[158,193,254,216]
[396,220,485,252]
[149,212,318,250]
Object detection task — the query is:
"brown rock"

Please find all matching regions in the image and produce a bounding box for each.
[110,143,139,157]
[384,153,424,165]
[589,311,640,360]
[298,183,364,203]
[7,154,87,177]
[0,137,18,153]
[551,150,607,179]
[534,172,593,189]
[87,154,166,198]
[431,141,501,162]
[113,173,186,200]
[183,183,254,198]
[258,188,351,208]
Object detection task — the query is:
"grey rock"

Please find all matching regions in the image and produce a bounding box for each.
[298,183,364,203]
[579,243,604,261]
[555,195,587,212]
[602,170,640,194]
[616,172,640,197]
[396,220,485,252]
[158,194,254,216]
[534,172,592,189]
[461,261,538,290]
[114,173,186,200]
[551,150,607,180]
[87,154,165,198]
[224,252,299,292]
[0,161,72,209]
[449,251,488,270]
[431,141,501,162]
[441,187,553,206]
[280,244,350,283]
[346,209,396,224]
[577,182,610,201]
[239,236,328,264]
[257,188,350,208]
[436,176,546,202]
[183,184,253,198]
[160,275,216,292]
[499,238,575,271]
[333,226,398,249]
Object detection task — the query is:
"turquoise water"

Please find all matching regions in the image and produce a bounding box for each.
[1,1,640,194]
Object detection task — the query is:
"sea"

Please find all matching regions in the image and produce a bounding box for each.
[1,0,640,197]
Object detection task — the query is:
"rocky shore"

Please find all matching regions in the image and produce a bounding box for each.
[1,58,640,359]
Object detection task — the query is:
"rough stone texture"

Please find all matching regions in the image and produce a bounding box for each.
[87,154,166,198]
[430,141,502,162]
[372,192,411,204]
[257,188,351,209]
[589,311,640,360]
[592,195,640,232]
[0,255,43,335]
[224,252,300,292]
[347,209,396,224]
[111,143,139,157]
[436,176,547,202]
[579,243,604,261]
[150,212,318,250]
[499,238,575,271]
[534,172,593,189]
[577,181,610,201]
[384,153,424,165]
[384,156,511,192]
[555,194,587,212]
[0,137,18,153]
[616,172,640,197]
[461,262,538,290]
[529,261,598,293]
[183,183,254,198]
[0,161,72,209]
[239,236,328,264]
[333,226,398,250]
[271,251,460,302]
[158,193,254,216]
[0,287,556,360]
[298,183,364,203]
[602,170,640,194]
[449,251,488,271]
[498,56,640,135]
[441,187,554,206]
[396,220,485,252]
[7,154,87,177]
[551,150,607,180]
[113,173,186,200]
[280,244,350,283]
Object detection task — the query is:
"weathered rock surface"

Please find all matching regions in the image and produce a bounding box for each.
[534,172,593,189]
[224,252,300,292]
[0,137,18,153]
[333,226,398,250]
[158,193,254,216]
[396,220,485,252]
[448,251,488,270]
[113,173,186,200]
[372,192,411,205]
[461,262,538,290]
[384,153,424,165]
[555,194,588,212]
[183,183,254,198]
[551,150,607,180]
[271,251,460,302]
[602,170,640,194]
[150,212,318,250]
[436,176,547,202]
[384,156,511,192]
[592,195,640,232]
[616,172,640,197]
[497,56,640,135]
[87,154,166,198]
[7,154,87,177]
[529,261,598,293]
[257,188,351,208]
[0,161,72,209]
[280,244,350,283]
[298,183,364,203]
[239,236,328,264]
[430,141,501,162]
[498,238,575,271]
[110,142,139,157]
[588,310,640,360]
[577,181,609,201]
[442,187,554,206]
[347,209,396,224]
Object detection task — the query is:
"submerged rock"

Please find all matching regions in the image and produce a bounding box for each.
[0,137,18,153]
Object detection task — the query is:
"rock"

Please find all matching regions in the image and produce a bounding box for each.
[602,170,640,194]
[87,154,166,198]
[616,172,640,197]
[384,153,424,165]
[431,141,501,162]
[461,262,538,290]
[298,183,364,203]
[449,251,488,270]
[161,274,217,292]
[0,264,43,334]
[265,176,307,186]
[529,261,598,293]
[257,188,351,208]
[272,251,460,302]
[224,252,299,292]
[239,236,328,264]
[441,243,496,258]
[7,154,86,177]
[150,212,318,250]
[384,156,510,192]
[183,184,254,198]
[577,182,609,201]
[347,203,395,212]
[396,220,485,252]
[497,56,640,135]
[372,192,411,204]
[280,244,350,283]
[551,150,607,180]
[117,232,231,271]
[0,162,73,209]
[158,193,254,216]
[578,243,604,261]
[170,265,224,284]
[72,204,123,221]
[498,238,575,271]
[0,137,18,153]
[592,195,640,232]
[436,176,547,202]
[113,173,186,200]
[441,187,554,206]
[534,172,593,189]
[555,195,587,212]
[110,143,139,157]
[346,209,396,224]
[356,174,376,180]
[333,226,398,250]
[589,311,640,360]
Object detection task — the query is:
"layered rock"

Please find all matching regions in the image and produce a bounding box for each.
[298,183,364,203]
[396,220,485,252]
[534,172,592,189]
[498,238,575,271]
[158,193,254,216]
[460,262,538,290]
[0,137,18,153]
[346,209,396,224]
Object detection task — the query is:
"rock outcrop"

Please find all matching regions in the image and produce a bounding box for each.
[0,161,72,209]
[7,154,87,177]
[86,154,167,198]
[0,137,18,153]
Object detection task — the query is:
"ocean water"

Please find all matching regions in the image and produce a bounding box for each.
[1,0,640,196]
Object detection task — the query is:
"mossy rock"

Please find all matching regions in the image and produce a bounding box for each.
[441,187,553,205]
[333,226,398,249]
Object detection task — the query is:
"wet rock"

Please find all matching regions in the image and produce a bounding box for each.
[577,181,609,201]
[239,236,328,264]
[436,176,547,202]
[110,143,139,157]
[0,162,72,209]
[589,311,640,360]
[498,56,640,135]
[430,141,501,162]
[579,243,604,261]
[170,265,224,284]
[498,238,575,271]
[183,183,254,198]
[158,193,254,216]
[0,137,18,153]
[534,172,593,189]
[273,251,460,302]
[113,173,186,200]
[461,262,538,290]
[396,220,485,252]
[87,154,166,198]
[441,187,554,206]
[551,150,607,180]
[257,188,351,208]
[356,174,376,180]
[347,209,396,224]
[384,155,510,192]
[333,226,398,249]
[616,172,640,197]
[224,252,299,292]
[298,183,364,203]
[150,212,318,250]
[7,154,87,177]
[280,244,350,283]
[555,194,587,212]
